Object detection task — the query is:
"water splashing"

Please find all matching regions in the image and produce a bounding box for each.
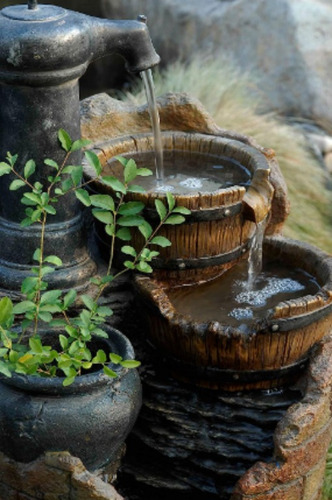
[140,69,164,184]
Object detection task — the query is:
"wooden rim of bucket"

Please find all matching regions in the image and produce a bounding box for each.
[135,235,332,334]
[83,131,271,208]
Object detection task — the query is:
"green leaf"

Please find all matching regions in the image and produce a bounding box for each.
[109,352,122,364]
[21,276,38,295]
[84,150,102,176]
[38,311,53,323]
[0,162,11,176]
[61,178,73,193]
[164,214,186,225]
[136,167,153,177]
[63,290,77,309]
[93,349,107,364]
[166,192,175,211]
[65,165,82,186]
[40,304,62,313]
[150,236,172,247]
[90,194,115,211]
[121,245,137,257]
[121,359,141,369]
[118,201,145,216]
[58,129,72,152]
[81,295,95,311]
[102,176,126,194]
[92,209,113,224]
[115,156,128,167]
[103,365,117,378]
[30,209,42,222]
[24,159,36,180]
[33,248,41,262]
[138,221,153,240]
[105,224,115,237]
[117,215,145,227]
[65,325,79,338]
[9,179,25,191]
[23,192,41,204]
[40,289,62,305]
[12,301,35,314]
[92,328,109,338]
[44,158,59,170]
[40,266,55,277]
[124,260,135,270]
[75,188,91,206]
[124,158,137,183]
[116,227,131,241]
[33,181,43,192]
[127,184,146,194]
[136,261,153,273]
[63,375,76,386]
[71,138,91,152]
[173,206,191,215]
[96,306,113,316]
[0,297,13,325]
[44,205,57,215]
[0,362,12,378]
[100,275,114,285]
[44,255,63,267]
[29,337,43,354]
[59,334,68,350]
[155,199,167,220]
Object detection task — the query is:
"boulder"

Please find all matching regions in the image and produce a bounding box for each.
[101,0,332,126]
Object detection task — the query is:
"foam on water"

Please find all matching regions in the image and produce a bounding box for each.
[169,261,320,331]
[229,276,306,320]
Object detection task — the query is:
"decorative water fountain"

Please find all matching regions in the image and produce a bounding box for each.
[82,91,332,498]
[0,1,331,499]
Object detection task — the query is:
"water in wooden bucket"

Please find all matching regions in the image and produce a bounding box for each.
[111,149,251,193]
[169,259,321,333]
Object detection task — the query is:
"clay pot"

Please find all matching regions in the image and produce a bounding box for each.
[0,326,142,470]
[84,131,274,284]
[135,236,332,391]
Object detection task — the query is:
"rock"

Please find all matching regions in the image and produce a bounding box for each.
[0,451,124,500]
[101,0,332,126]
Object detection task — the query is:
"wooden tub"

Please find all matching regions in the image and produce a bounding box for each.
[84,131,275,284]
[134,236,332,391]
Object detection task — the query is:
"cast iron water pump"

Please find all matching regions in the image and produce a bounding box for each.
[0,0,159,292]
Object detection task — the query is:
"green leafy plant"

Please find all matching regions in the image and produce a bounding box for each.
[0,129,190,386]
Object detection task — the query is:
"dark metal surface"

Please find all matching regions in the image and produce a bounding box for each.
[0,3,160,292]
[144,201,243,224]
[151,237,252,270]
[28,0,38,9]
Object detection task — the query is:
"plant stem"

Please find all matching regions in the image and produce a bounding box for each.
[33,210,47,335]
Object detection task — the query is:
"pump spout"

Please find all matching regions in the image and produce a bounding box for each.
[89,17,160,73]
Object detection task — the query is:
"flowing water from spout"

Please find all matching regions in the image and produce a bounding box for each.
[140,70,252,193]
[247,217,268,288]
[140,69,164,184]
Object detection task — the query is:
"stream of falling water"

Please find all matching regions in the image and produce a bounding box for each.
[140,69,164,184]
[247,217,268,288]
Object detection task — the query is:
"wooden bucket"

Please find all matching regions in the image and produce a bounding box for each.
[134,236,332,391]
[84,131,275,284]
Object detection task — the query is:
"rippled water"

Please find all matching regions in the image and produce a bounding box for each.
[169,260,320,332]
